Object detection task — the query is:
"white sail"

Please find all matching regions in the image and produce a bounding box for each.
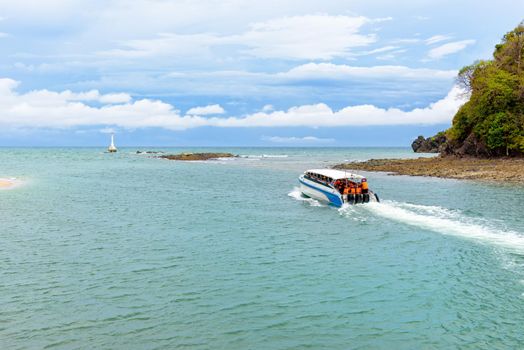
[108,134,117,152]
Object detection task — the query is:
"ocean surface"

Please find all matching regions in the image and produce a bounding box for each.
[1,147,524,349]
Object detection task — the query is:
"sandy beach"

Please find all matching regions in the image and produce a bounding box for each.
[0,178,20,189]
[334,157,524,184]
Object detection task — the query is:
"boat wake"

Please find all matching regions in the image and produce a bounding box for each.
[363,200,524,252]
[288,188,324,207]
[289,186,524,252]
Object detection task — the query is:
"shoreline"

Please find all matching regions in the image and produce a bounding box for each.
[334,157,524,184]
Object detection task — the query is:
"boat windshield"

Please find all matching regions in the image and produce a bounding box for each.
[304,172,334,187]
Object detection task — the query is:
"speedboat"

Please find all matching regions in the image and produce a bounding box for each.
[299,169,379,207]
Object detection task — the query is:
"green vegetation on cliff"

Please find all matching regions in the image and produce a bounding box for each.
[447,22,524,157]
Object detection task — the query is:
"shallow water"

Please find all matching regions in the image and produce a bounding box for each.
[1,147,523,349]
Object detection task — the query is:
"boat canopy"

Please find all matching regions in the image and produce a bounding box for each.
[305,169,365,182]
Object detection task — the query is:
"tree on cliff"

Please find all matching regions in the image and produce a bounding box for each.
[448,22,524,157]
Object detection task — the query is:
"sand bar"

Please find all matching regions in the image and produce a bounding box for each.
[0,178,21,189]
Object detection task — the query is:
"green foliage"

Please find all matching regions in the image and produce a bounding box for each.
[449,102,473,142]
[448,22,524,156]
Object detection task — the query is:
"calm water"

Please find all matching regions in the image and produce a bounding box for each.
[1,147,524,349]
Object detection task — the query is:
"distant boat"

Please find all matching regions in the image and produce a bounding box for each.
[108,134,117,153]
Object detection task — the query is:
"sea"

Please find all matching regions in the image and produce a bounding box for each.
[1,147,524,349]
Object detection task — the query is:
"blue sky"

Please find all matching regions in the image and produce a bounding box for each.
[0,0,522,146]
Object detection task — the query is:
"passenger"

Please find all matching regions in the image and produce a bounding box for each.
[361,179,369,194]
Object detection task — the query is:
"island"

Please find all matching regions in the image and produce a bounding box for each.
[159,152,237,161]
[335,23,524,184]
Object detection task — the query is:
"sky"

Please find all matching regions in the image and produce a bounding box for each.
[0,0,523,147]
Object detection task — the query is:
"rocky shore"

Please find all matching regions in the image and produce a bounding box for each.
[160,152,237,161]
[334,157,524,183]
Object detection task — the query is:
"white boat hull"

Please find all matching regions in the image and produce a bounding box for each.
[299,176,343,207]
[299,175,378,207]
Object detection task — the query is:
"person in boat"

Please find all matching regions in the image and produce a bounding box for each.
[334,180,344,194]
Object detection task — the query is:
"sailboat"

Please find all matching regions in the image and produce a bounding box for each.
[108,134,117,153]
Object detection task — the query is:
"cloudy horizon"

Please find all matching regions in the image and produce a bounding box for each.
[1,0,522,146]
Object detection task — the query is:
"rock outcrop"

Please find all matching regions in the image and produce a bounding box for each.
[411,132,447,153]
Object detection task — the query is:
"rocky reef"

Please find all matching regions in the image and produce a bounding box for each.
[334,157,524,183]
[159,152,237,161]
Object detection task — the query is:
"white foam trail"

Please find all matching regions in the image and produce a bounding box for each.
[338,204,367,222]
[364,200,524,252]
[288,187,324,207]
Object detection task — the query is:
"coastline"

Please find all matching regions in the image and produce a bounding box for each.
[334,157,524,184]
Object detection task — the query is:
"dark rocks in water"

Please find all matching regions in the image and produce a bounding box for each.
[411,132,447,153]
[160,152,237,161]
[333,157,524,183]
[136,150,164,154]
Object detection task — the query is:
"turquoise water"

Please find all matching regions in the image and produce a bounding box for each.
[1,147,524,349]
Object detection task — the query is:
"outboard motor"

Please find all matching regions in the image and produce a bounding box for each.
[363,193,370,203]
[355,194,362,204]
[347,194,355,204]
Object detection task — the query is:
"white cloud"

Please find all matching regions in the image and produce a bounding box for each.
[359,45,400,56]
[425,35,452,45]
[428,40,475,59]
[282,63,456,80]
[98,93,132,104]
[186,104,225,115]
[263,136,335,143]
[99,15,377,61]
[236,15,375,60]
[210,86,466,127]
[390,38,421,44]
[376,50,407,61]
[0,32,9,38]
[262,104,274,112]
[0,77,467,130]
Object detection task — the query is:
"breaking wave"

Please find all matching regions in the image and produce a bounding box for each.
[240,154,288,159]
